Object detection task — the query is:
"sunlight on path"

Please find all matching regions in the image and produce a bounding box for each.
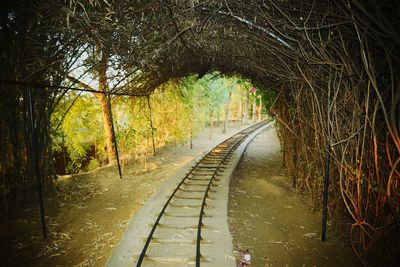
[228,128,361,267]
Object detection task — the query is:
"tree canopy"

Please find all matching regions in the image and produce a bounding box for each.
[1,0,399,264]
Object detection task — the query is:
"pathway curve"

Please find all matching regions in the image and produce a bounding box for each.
[108,122,273,266]
[228,126,361,267]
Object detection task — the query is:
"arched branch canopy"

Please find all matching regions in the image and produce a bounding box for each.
[1,0,399,264]
[49,0,398,96]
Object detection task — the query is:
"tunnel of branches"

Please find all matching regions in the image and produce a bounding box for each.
[1,0,399,264]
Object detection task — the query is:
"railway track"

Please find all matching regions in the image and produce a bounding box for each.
[136,120,273,267]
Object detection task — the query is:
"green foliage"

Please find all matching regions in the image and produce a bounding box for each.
[198,74,229,114]
[87,157,100,171]
[50,73,271,174]
[262,89,276,112]
[51,92,104,174]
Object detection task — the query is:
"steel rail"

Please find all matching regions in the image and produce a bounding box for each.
[137,120,271,266]
[195,120,269,266]
[136,130,239,266]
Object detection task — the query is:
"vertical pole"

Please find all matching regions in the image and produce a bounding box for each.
[146,95,156,156]
[321,145,331,241]
[292,109,297,189]
[27,87,47,239]
[322,78,332,241]
[106,94,122,179]
[292,138,297,189]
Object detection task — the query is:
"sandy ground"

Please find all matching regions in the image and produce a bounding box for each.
[228,126,361,267]
[0,121,252,267]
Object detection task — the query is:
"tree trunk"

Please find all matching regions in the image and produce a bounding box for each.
[258,96,262,121]
[238,98,242,126]
[252,98,256,122]
[223,91,232,133]
[209,110,213,139]
[95,93,115,163]
[67,48,116,164]
[96,60,116,164]
[244,96,249,125]
[147,95,156,155]
[190,117,193,149]
[216,108,220,126]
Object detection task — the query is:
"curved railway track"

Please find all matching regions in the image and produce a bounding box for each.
[136,120,272,267]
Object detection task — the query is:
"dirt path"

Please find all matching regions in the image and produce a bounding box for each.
[0,122,252,267]
[228,127,361,267]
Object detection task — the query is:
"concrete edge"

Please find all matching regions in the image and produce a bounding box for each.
[106,121,275,266]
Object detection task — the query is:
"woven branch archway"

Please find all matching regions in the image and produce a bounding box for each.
[1,0,399,264]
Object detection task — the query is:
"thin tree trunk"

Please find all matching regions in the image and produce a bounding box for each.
[62,133,67,173]
[238,98,242,126]
[258,96,262,121]
[252,98,256,122]
[223,91,232,133]
[190,117,193,149]
[209,110,213,139]
[244,96,249,125]
[217,108,220,126]
[147,95,156,155]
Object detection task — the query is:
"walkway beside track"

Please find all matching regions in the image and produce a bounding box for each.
[108,121,274,267]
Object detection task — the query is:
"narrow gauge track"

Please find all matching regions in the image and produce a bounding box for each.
[136,120,271,267]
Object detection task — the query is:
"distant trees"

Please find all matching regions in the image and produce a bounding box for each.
[198,75,230,138]
[50,73,270,174]
[177,76,202,149]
